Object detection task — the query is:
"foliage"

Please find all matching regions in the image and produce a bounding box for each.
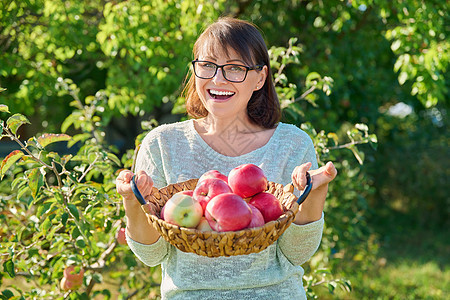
[0,0,447,299]
[0,40,378,298]
[0,0,225,135]
[0,102,164,298]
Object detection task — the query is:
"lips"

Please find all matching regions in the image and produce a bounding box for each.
[208,89,235,101]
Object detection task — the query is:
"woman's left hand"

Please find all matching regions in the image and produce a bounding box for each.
[292,161,337,193]
[291,161,337,225]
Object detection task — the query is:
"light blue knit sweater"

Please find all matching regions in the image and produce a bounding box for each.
[126,119,324,299]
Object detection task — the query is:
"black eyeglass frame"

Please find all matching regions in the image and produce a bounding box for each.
[191,60,264,83]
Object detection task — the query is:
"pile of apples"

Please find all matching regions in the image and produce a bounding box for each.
[160,164,284,232]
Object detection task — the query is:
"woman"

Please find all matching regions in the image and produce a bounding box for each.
[116,17,337,299]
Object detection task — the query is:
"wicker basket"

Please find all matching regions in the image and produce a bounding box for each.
[132,176,311,258]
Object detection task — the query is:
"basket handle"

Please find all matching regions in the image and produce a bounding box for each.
[130,175,147,205]
[130,172,312,206]
[296,172,313,205]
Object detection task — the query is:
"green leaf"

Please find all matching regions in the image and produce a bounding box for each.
[1,289,15,298]
[17,186,31,200]
[41,216,53,232]
[1,150,24,179]
[76,238,86,248]
[106,153,121,166]
[27,168,44,200]
[3,259,15,278]
[0,104,9,113]
[6,114,30,135]
[61,212,69,226]
[36,202,52,218]
[328,282,336,294]
[305,72,322,87]
[36,133,71,148]
[68,204,80,221]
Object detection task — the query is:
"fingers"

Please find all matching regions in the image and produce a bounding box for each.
[292,161,338,192]
[291,162,312,191]
[309,161,337,189]
[116,169,153,199]
[135,170,154,196]
[116,170,134,196]
[324,161,338,179]
[117,169,134,183]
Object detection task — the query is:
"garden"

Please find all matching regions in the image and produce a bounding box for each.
[1,1,448,299]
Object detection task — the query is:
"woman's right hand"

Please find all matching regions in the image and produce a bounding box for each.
[116,169,161,244]
[116,169,154,204]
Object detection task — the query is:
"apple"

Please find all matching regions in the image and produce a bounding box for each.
[160,190,193,220]
[248,192,284,223]
[163,192,203,228]
[198,170,228,184]
[180,190,194,196]
[160,204,165,220]
[63,266,84,284]
[193,178,232,211]
[205,193,252,232]
[228,164,268,198]
[117,228,127,245]
[60,277,82,291]
[247,204,265,228]
[61,266,84,290]
[60,277,69,291]
[196,217,213,232]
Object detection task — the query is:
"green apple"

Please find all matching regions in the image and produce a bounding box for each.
[163,192,203,228]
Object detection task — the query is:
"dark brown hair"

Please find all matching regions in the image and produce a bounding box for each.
[183,17,281,129]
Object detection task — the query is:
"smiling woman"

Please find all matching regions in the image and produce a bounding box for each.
[115,17,337,300]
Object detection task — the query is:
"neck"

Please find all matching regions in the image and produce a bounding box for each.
[198,113,262,135]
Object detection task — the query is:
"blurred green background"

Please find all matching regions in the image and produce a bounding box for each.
[1,0,448,299]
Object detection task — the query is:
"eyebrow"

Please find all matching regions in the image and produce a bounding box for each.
[203,56,246,64]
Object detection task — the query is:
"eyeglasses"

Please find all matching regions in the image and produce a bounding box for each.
[191,60,264,83]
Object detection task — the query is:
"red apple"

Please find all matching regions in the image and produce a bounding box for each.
[180,190,194,196]
[163,192,203,228]
[205,193,252,232]
[117,228,127,245]
[196,217,213,232]
[60,276,83,290]
[193,178,232,211]
[228,164,268,198]
[247,204,265,228]
[198,170,228,184]
[160,204,165,220]
[63,266,84,284]
[60,277,71,291]
[248,192,284,223]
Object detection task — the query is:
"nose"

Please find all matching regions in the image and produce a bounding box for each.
[212,66,228,85]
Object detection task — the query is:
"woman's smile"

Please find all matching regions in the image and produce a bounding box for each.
[207,89,236,102]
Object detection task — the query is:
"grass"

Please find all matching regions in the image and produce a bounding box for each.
[315,210,449,299]
[4,210,448,299]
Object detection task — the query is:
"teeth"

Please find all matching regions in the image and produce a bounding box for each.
[209,89,235,96]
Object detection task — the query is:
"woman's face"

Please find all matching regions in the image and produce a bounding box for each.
[194,46,267,121]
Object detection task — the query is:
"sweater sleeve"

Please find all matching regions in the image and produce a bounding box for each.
[127,129,170,267]
[277,213,324,266]
[135,129,167,188]
[126,232,169,267]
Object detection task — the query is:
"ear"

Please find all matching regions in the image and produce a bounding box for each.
[254,65,268,91]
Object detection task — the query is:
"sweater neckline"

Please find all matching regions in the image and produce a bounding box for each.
[187,119,282,160]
